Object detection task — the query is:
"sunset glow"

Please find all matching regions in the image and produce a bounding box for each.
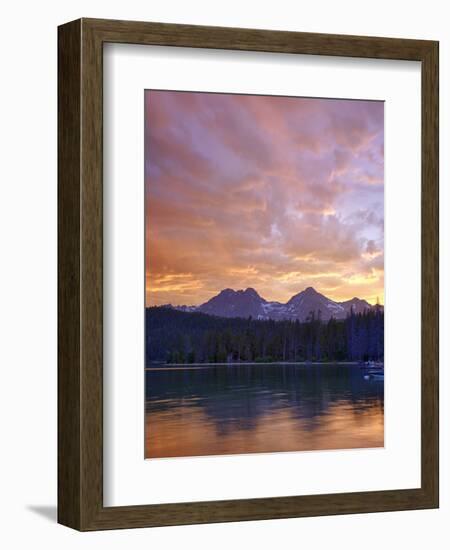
[145,91,384,307]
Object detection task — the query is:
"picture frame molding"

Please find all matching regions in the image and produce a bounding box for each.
[58,17,439,531]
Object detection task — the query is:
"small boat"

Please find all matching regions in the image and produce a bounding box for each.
[364,372,384,380]
[361,361,384,380]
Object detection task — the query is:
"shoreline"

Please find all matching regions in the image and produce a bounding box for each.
[145,361,369,370]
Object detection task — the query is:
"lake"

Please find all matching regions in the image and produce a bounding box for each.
[145,363,384,458]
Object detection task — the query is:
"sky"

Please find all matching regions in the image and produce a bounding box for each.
[145,90,384,307]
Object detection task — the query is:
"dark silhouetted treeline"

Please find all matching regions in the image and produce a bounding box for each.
[146,306,384,365]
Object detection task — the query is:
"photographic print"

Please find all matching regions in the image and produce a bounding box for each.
[145,90,384,459]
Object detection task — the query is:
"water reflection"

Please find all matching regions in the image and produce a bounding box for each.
[145,364,384,458]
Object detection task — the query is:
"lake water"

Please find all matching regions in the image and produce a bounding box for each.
[145,363,384,458]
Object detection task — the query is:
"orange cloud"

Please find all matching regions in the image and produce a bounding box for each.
[145,91,384,306]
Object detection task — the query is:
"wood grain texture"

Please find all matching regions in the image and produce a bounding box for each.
[58,18,439,531]
[420,41,439,505]
[57,19,82,530]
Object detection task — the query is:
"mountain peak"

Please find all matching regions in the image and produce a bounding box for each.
[303,286,317,294]
[244,287,259,296]
[341,296,370,306]
[198,286,266,319]
[287,286,320,303]
[219,288,236,296]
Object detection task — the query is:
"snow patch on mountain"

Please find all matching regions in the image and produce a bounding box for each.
[174,286,382,322]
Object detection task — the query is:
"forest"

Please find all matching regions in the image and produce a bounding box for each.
[145,306,384,365]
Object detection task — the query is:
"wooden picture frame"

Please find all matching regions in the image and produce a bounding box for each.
[58,18,439,530]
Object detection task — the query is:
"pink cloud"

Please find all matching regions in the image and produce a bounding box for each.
[145,91,384,306]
